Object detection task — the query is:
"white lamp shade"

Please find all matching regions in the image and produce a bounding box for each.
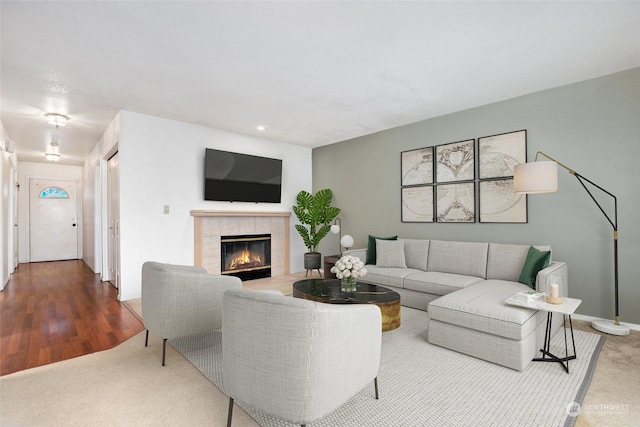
[513,161,558,194]
[330,224,340,234]
[340,235,354,248]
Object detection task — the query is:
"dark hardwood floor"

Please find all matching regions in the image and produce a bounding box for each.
[0,260,144,376]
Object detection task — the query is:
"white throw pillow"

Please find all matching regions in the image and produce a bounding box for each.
[404,239,429,271]
[376,239,407,268]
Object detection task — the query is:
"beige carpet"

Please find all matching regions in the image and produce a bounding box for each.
[571,320,640,426]
[1,273,638,426]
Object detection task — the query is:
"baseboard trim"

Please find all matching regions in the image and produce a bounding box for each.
[571,313,640,332]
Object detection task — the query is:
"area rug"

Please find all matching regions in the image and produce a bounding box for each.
[170,307,604,427]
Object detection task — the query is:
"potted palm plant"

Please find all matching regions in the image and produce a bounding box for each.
[293,189,341,271]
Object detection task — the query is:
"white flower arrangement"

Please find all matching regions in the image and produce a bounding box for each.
[330,255,367,280]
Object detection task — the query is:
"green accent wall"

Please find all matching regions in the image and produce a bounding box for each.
[313,68,640,324]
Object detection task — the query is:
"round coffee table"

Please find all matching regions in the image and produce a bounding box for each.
[292,279,401,331]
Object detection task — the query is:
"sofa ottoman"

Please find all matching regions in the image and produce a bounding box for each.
[427,280,546,371]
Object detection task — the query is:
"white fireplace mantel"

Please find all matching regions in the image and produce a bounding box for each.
[191,210,291,276]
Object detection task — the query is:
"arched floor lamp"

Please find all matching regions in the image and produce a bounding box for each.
[514,151,629,336]
[513,151,629,335]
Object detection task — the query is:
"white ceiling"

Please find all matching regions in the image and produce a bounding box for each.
[2,1,639,166]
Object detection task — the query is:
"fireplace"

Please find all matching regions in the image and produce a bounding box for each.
[221,234,271,280]
[191,210,290,277]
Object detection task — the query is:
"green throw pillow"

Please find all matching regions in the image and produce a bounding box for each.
[518,246,551,289]
[366,235,398,265]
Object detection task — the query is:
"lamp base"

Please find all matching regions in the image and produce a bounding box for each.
[591,319,630,336]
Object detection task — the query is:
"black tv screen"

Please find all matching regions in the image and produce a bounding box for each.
[204,148,282,203]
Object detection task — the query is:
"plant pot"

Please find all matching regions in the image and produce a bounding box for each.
[304,252,322,270]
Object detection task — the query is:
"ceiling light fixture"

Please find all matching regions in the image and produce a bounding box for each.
[45,140,61,162]
[256,125,267,131]
[45,113,68,128]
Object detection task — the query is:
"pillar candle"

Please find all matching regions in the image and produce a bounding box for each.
[549,283,559,298]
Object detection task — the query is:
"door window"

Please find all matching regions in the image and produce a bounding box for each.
[39,186,70,198]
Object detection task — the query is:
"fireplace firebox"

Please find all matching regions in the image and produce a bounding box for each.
[221,234,271,280]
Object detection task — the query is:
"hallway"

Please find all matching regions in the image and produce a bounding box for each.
[0,260,144,376]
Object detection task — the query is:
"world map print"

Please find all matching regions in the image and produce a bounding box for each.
[436,182,475,222]
[401,147,433,186]
[479,179,527,223]
[402,186,434,222]
[435,139,475,183]
[479,130,526,179]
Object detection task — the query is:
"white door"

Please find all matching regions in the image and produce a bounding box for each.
[9,162,18,271]
[107,153,120,290]
[29,179,79,262]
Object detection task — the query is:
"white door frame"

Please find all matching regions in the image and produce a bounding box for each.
[106,152,120,294]
[9,159,18,272]
[3,157,19,285]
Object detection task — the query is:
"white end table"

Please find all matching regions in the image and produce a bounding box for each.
[505,295,582,373]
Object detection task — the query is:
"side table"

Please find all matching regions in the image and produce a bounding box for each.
[505,295,582,373]
[323,255,340,279]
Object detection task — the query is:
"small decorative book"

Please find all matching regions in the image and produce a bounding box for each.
[513,290,547,303]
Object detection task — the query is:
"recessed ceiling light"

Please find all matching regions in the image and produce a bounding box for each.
[45,113,68,128]
[256,125,267,131]
[45,153,61,162]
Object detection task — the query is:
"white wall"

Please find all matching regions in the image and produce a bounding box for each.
[17,162,83,263]
[1,121,18,289]
[110,111,312,301]
[82,144,102,274]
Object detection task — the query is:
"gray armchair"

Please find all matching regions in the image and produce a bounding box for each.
[141,261,242,365]
[222,289,382,426]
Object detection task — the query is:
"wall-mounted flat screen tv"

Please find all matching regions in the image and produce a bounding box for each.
[204,148,282,203]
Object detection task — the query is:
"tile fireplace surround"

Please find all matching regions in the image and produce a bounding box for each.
[190,210,290,277]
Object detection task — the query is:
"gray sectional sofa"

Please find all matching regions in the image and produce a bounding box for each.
[347,238,568,371]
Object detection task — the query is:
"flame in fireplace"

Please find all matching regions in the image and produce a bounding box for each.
[228,250,263,270]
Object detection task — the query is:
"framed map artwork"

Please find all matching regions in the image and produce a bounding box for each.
[479,179,527,223]
[401,186,434,223]
[401,147,434,186]
[436,182,475,223]
[478,130,527,179]
[400,129,526,225]
[435,139,475,183]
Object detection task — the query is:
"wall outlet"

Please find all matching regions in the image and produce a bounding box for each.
[163,205,170,214]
